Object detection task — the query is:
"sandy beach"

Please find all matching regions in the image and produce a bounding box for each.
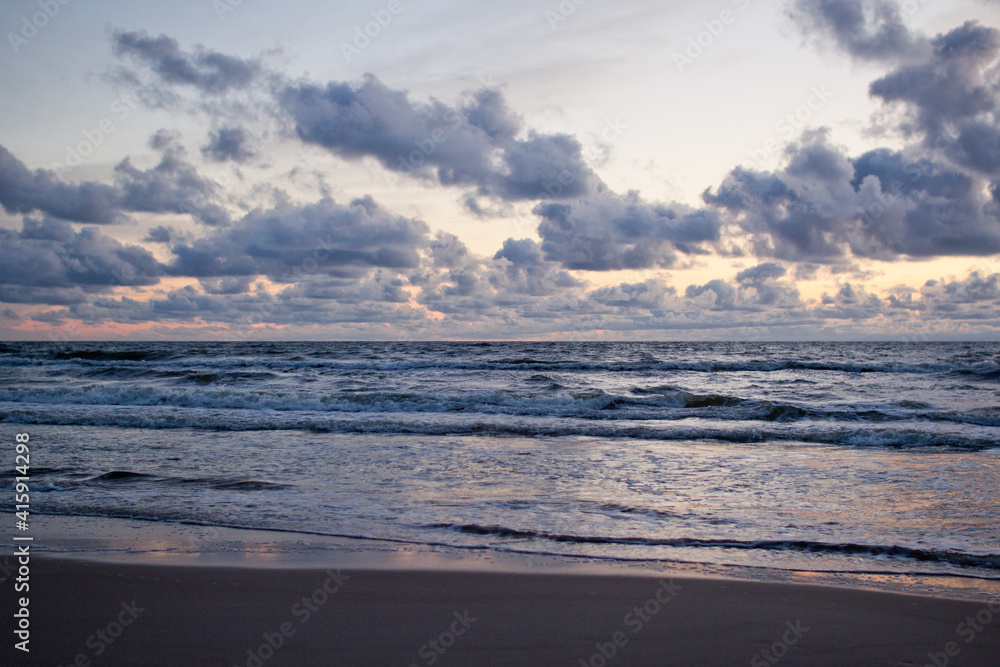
[2,549,998,666]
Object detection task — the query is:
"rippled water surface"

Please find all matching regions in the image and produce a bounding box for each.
[2,341,998,586]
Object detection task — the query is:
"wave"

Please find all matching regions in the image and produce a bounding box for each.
[426,523,1000,570]
[91,470,153,481]
[5,404,998,449]
[3,345,999,377]
[2,383,997,428]
[37,470,290,491]
[49,349,177,362]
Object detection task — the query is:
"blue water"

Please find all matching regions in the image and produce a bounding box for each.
[1,341,998,583]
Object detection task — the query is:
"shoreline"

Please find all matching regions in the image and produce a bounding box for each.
[1,516,999,663]
[8,513,1000,601]
[3,555,999,665]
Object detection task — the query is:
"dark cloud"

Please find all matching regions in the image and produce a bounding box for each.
[816,282,886,320]
[198,276,256,295]
[704,132,1000,261]
[793,3,1000,182]
[0,218,163,305]
[143,225,190,244]
[869,22,999,139]
[685,280,738,310]
[588,279,677,311]
[115,131,231,226]
[408,233,587,319]
[281,74,600,203]
[202,126,257,162]
[922,271,1000,305]
[733,263,800,306]
[789,0,927,61]
[534,190,721,271]
[0,145,123,224]
[491,238,582,297]
[112,30,260,94]
[109,35,598,205]
[735,262,787,284]
[167,195,429,282]
[0,138,230,227]
[684,266,801,313]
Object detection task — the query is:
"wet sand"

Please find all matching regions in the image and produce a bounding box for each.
[2,554,999,666]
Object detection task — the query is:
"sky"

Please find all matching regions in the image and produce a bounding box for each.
[2,0,1000,341]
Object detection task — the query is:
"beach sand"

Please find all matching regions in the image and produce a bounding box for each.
[3,551,999,666]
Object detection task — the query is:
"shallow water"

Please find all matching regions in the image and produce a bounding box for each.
[2,341,998,592]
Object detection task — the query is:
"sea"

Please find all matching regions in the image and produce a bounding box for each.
[2,341,998,597]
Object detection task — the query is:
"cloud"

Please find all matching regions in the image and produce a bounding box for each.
[10,19,997,339]
[869,21,998,134]
[0,145,123,224]
[684,263,801,313]
[704,131,1000,261]
[410,232,586,319]
[0,218,163,305]
[202,126,257,162]
[0,137,230,227]
[816,282,886,320]
[534,190,721,271]
[789,0,927,62]
[115,130,231,226]
[588,278,678,311]
[281,75,600,203]
[166,195,429,282]
[793,3,1000,179]
[111,30,261,95]
[916,271,1000,320]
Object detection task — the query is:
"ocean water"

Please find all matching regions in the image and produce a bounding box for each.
[1,341,998,588]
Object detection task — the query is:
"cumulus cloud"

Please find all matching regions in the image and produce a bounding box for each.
[789,0,927,62]
[915,271,1000,320]
[10,16,1000,339]
[0,218,163,305]
[112,30,260,95]
[115,130,231,226]
[793,2,1000,178]
[704,131,1000,261]
[281,76,600,203]
[816,282,886,320]
[109,34,603,209]
[167,195,429,282]
[202,126,258,162]
[868,20,1000,176]
[534,190,721,271]
[0,146,123,224]
[0,137,230,227]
